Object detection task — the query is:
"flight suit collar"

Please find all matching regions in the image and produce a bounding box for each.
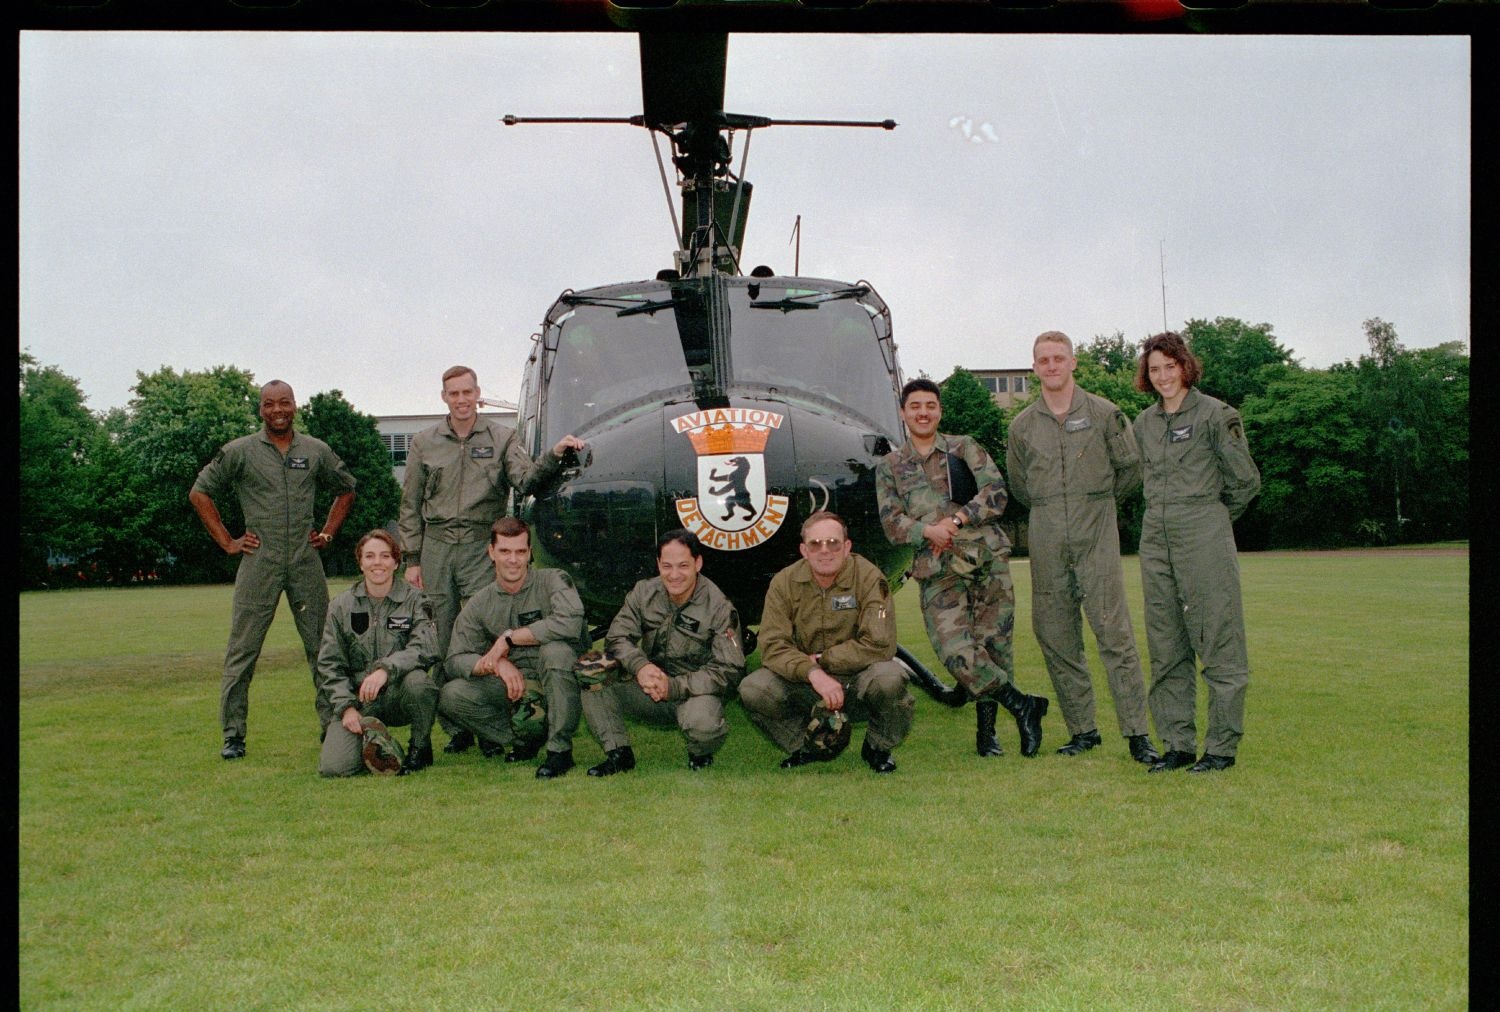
[353,576,413,604]
[496,569,536,597]
[440,415,500,442]
[789,554,858,591]
[255,427,306,453]
[1149,386,1202,419]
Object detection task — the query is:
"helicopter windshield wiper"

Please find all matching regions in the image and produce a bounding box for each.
[748,286,869,312]
[615,297,683,318]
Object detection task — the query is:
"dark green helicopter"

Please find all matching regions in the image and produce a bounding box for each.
[509,32,962,705]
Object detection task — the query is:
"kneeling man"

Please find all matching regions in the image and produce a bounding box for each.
[739,511,913,773]
[316,529,440,777]
[583,530,746,775]
[438,517,590,779]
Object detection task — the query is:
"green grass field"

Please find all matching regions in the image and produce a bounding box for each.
[21,549,1468,1009]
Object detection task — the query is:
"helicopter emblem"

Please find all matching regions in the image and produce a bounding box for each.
[672,407,789,551]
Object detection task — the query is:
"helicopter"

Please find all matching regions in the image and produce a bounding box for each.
[509,32,963,705]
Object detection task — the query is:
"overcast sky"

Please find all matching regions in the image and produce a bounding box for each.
[20,31,1469,418]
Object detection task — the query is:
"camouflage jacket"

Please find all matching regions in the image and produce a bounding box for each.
[758,554,897,681]
[317,577,439,717]
[875,433,1009,581]
[192,429,356,556]
[398,416,565,554]
[445,568,590,680]
[606,575,745,701]
[1133,388,1261,522]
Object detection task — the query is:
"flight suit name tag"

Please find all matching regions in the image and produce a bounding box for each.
[386,616,412,632]
[674,613,701,634]
[470,446,495,459]
[288,456,310,469]
[1064,417,1092,433]
[1168,425,1195,443]
[517,610,543,626]
[831,594,858,611]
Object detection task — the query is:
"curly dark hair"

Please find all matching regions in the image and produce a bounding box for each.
[1135,331,1202,395]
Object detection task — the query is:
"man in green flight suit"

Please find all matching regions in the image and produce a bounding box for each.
[740,511,914,773]
[399,364,585,758]
[1006,331,1161,764]
[875,378,1049,758]
[316,529,441,776]
[190,379,356,761]
[582,529,746,776]
[438,517,591,779]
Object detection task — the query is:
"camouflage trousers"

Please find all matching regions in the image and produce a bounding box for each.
[918,563,1015,699]
[581,681,729,757]
[317,671,438,777]
[436,642,581,754]
[738,662,913,754]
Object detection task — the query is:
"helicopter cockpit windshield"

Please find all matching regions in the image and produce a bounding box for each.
[542,296,697,439]
[728,280,900,434]
[538,277,901,440]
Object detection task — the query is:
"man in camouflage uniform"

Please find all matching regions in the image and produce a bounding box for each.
[438,517,590,779]
[582,530,745,775]
[189,379,356,760]
[399,365,585,757]
[316,529,441,776]
[1007,332,1161,764]
[1133,332,1261,773]
[875,378,1050,758]
[740,511,913,773]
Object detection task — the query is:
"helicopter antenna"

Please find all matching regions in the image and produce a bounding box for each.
[789,214,801,275]
[1160,239,1169,332]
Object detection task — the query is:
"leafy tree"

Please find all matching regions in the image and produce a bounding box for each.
[1185,317,1298,408]
[938,367,1008,463]
[1241,368,1372,548]
[1348,323,1467,544]
[300,390,402,577]
[19,352,104,586]
[118,365,259,582]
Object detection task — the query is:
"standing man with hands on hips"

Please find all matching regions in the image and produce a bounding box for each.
[189,379,356,760]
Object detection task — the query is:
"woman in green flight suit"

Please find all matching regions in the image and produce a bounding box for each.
[1132,333,1261,774]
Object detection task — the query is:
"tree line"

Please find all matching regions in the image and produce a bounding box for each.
[20,315,1466,589]
[934,316,1467,554]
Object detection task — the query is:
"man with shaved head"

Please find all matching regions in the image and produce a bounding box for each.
[190,379,357,760]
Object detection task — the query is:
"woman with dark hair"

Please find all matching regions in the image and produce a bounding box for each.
[1132,333,1261,774]
[315,529,440,776]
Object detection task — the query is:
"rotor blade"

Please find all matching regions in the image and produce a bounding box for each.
[639,32,727,128]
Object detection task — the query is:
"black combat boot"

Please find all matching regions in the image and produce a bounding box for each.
[401,741,434,773]
[587,746,637,777]
[443,729,475,755]
[975,697,1004,757]
[861,738,897,773]
[1056,729,1102,756]
[220,735,246,760]
[996,682,1049,757]
[505,737,544,763]
[535,749,575,779]
[1127,734,1162,764]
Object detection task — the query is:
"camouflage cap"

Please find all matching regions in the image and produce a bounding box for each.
[804,702,851,760]
[510,683,548,743]
[360,715,406,776]
[575,648,626,691]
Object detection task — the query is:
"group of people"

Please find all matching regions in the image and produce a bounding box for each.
[191,331,1260,778]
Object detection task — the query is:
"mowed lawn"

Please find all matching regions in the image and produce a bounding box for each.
[20,549,1467,1009]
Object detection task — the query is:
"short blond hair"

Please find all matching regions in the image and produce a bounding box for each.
[441,365,478,387]
[1032,331,1074,356]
